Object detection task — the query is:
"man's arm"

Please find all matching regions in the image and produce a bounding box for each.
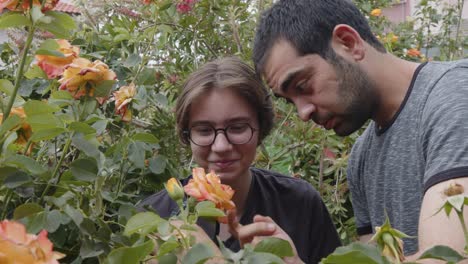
[415,177,468,263]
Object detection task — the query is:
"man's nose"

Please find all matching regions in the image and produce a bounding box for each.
[296,101,316,122]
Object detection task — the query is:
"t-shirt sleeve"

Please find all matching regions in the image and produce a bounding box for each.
[347,135,373,236]
[421,66,468,192]
[137,190,178,218]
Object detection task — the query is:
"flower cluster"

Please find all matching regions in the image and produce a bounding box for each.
[176,0,197,14]
[0,0,58,13]
[0,220,64,264]
[0,107,33,154]
[184,168,236,211]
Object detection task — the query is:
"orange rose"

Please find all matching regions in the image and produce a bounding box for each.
[113,83,136,122]
[370,8,382,17]
[0,107,33,154]
[184,168,235,211]
[165,177,185,201]
[0,220,64,264]
[0,0,58,12]
[58,58,116,104]
[407,48,421,57]
[36,39,80,79]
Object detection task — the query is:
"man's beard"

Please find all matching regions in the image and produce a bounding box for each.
[327,52,378,136]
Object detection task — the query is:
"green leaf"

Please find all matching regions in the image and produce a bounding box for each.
[72,133,100,158]
[0,13,31,29]
[4,155,46,175]
[38,11,76,38]
[63,204,84,226]
[45,210,64,232]
[24,100,60,115]
[0,79,14,95]
[243,252,285,264]
[30,128,66,142]
[158,240,180,257]
[447,195,465,212]
[69,122,96,136]
[158,253,177,264]
[195,201,225,218]
[39,39,60,50]
[132,133,158,144]
[124,53,142,67]
[70,158,98,182]
[24,65,48,79]
[321,242,391,264]
[124,212,163,236]
[94,80,115,97]
[149,156,167,175]
[253,237,294,258]
[181,243,216,264]
[25,211,47,234]
[0,115,21,136]
[128,141,146,169]
[31,5,45,24]
[14,203,43,220]
[35,49,66,57]
[104,240,154,264]
[418,245,466,263]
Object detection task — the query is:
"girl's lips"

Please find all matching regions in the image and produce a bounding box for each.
[212,160,236,169]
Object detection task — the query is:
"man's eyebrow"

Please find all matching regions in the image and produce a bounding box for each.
[280,70,300,94]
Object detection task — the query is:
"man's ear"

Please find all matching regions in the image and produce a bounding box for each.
[331,24,365,61]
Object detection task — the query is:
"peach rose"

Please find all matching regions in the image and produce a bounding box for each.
[0,107,33,154]
[113,83,136,122]
[36,39,80,79]
[370,8,382,17]
[407,48,421,57]
[58,58,116,104]
[0,220,64,264]
[184,168,235,211]
[0,0,58,12]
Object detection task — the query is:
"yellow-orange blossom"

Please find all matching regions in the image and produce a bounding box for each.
[184,168,235,211]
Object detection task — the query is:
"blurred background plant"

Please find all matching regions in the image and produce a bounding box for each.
[0,0,467,263]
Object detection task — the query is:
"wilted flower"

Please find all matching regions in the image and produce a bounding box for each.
[0,107,33,154]
[165,178,185,201]
[58,58,116,104]
[443,181,464,197]
[176,0,197,14]
[36,39,80,79]
[370,8,382,17]
[0,0,58,12]
[370,216,410,264]
[184,168,235,211]
[113,83,136,122]
[407,48,421,57]
[0,220,65,264]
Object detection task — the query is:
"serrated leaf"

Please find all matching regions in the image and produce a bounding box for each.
[4,155,46,175]
[35,49,65,57]
[195,201,225,218]
[321,242,391,264]
[158,240,180,257]
[124,53,141,67]
[104,240,154,264]
[132,133,158,144]
[158,253,177,264]
[14,203,43,220]
[94,80,115,97]
[63,204,83,226]
[24,64,48,79]
[253,237,294,258]
[70,158,98,182]
[418,245,466,263]
[124,212,163,236]
[0,115,21,136]
[69,122,96,135]
[182,243,216,264]
[24,100,60,115]
[149,156,166,174]
[30,128,66,142]
[0,13,31,29]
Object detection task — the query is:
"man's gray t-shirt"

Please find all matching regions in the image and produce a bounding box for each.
[347,60,468,254]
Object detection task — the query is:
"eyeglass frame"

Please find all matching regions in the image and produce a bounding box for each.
[183,123,258,146]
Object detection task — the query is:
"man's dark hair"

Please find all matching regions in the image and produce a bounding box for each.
[253,0,386,74]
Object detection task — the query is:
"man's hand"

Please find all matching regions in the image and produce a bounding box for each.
[227,209,304,264]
